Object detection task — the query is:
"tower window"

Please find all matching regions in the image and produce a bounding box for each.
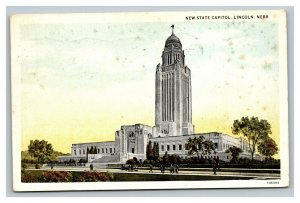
[162,130,168,134]
[129,132,134,137]
[74,150,76,155]
[132,148,135,153]
[110,148,112,153]
[97,148,100,154]
[102,148,104,153]
[83,149,85,154]
[161,145,164,151]
[179,144,182,150]
[106,148,108,153]
[173,145,176,151]
[167,145,170,151]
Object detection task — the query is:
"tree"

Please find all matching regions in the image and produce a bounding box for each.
[185,136,205,160]
[225,146,243,163]
[21,150,37,164]
[162,151,169,165]
[258,137,278,160]
[146,141,154,160]
[232,116,272,161]
[28,139,54,164]
[202,140,215,155]
[153,142,160,160]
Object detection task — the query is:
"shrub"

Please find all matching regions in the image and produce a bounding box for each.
[42,171,73,182]
[21,171,42,182]
[79,158,87,163]
[133,157,138,163]
[142,159,156,166]
[142,159,149,165]
[35,164,41,169]
[22,163,28,169]
[75,171,112,182]
[168,154,182,164]
[126,159,136,165]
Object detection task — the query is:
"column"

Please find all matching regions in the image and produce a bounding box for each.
[166,73,169,121]
[172,73,174,121]
[170,73,172,121]
[162,75,165,121]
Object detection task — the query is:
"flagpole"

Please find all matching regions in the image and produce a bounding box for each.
[171,25,174,35]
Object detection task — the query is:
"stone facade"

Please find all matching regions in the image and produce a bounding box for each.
[155,31,194,137]
[58,28,254,164]
[58,141,117,163]
[149,133,252,161]
[59,130,252,163]
[115,124,153,163]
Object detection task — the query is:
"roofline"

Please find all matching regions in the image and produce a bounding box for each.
[151,132,241,139]
[72,141,115,145]
[120,123,154,128]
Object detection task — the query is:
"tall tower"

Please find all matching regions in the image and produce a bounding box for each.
[155,26,194,137]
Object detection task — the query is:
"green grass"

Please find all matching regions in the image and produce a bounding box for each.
[112,172,252,181]
[22,170,253,182]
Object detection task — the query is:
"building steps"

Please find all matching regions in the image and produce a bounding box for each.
[91,155,120,163]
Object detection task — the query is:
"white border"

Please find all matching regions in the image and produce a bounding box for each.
[10,10,289,192]
[0,1,297,202]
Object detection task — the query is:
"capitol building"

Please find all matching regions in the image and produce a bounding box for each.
[58,28,252,164]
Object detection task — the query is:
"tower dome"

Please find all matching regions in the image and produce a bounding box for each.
[165,33,181,45]
[164,25,182,50]
[165,33,182,49]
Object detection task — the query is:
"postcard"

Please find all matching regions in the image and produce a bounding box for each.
[11,10,289,191]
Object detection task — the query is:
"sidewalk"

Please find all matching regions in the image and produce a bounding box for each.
[103,168,280,179]
[33,166,280,180]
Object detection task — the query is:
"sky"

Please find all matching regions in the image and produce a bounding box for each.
[18,19,281,157]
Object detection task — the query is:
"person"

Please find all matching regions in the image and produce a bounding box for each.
[162,164,165,174]
[90,164,94,171]
[216,156,220,170]
[175,164,179,173]
[170,164,173,174]
[212,158,217,175]
[149,164,153,173]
